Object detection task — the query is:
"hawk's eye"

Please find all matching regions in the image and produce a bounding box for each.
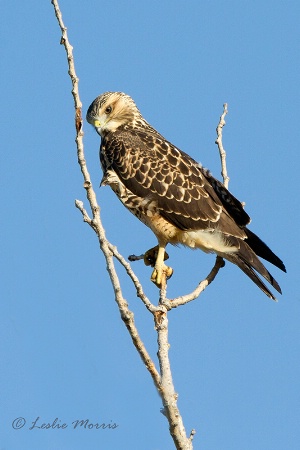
[105,106,112,114]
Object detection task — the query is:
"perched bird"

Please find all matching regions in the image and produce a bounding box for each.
[86,92,286,300]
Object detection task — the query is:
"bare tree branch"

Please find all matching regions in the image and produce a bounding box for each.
[215,103,229,188]
[167,256,225,308]
[51,2,231,448]
[155,307,193,450]
[74,200,154,311]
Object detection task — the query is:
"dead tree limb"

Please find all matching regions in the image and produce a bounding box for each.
[51,2,230,447]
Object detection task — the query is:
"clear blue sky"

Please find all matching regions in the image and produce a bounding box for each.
[1,1,299,449]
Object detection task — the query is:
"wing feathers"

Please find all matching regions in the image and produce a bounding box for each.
[202,171,251,226]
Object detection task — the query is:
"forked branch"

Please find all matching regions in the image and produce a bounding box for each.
[51,2,230,448]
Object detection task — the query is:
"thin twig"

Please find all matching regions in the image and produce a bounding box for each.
[189,429,196,442]
[166,257,225,308]
[107,244,155,310]
[74,200,154,311]
[215,103,229,188]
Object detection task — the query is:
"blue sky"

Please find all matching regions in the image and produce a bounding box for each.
[1,1,299,449]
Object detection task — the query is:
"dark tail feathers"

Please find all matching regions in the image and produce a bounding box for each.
[225,253,278,301]
[245,228,286,273]
[220,235,285,301]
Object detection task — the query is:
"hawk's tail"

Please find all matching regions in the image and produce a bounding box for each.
[220,239,283,301]
[245,228,286,273]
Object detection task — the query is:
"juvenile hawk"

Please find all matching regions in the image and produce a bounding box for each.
[86,92,286,300]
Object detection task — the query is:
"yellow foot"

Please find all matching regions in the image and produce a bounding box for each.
[151,264,173,288]
[143,245,169,267]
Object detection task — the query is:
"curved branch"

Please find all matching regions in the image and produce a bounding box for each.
[166,256,225,309]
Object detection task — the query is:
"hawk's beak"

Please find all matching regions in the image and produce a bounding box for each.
[93,119,102,136]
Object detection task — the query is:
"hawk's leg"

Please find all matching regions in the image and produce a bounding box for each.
[128,245,173,287]
[149,244,173,288]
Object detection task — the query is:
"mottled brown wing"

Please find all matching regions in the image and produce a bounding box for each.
[101,127,245,237]
[202,171,250,227]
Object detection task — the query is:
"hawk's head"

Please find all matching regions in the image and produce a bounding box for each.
[86,92,142,137]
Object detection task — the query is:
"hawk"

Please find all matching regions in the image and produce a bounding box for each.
[86,92,286,300]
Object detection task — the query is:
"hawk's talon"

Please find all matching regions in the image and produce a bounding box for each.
[165,266,173,279]
[151,264,173,288]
